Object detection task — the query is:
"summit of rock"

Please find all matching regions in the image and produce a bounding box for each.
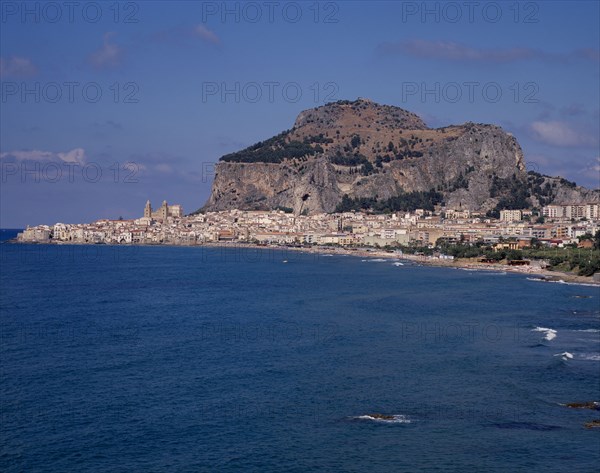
[202,99,597,215]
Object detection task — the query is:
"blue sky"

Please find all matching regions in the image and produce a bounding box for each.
[1,0,599,228]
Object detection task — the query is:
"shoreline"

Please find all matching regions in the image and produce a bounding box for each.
[8,239,600,287]
[197,241,599,286]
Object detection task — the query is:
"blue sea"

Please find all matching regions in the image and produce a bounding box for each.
[1,232,599,472]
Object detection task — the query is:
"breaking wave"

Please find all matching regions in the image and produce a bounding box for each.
[526,277,599,288]
[351,414,412,424]
[579,353,600,361]
[553,352,573,360]
[532,327,557,341]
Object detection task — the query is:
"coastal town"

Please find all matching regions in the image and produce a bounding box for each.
[17,200,600,251]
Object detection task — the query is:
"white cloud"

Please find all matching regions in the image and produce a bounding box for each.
[585,156,600,173]
[378,40,599,64]
[88,32,122,69]
[0,56,38,77]
[193,25,220,45]
[0,148,86,164]
[57,148,86,164]
[530,121,597,147]
[577,157,600,189]
[379,40,535,63]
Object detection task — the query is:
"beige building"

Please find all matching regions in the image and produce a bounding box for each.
[543,203,600,221]
[445,208,471,219]
[18,226,51,242]
[584,203,599,220]
[144,200,183,222]
[500,209,523,222]
[543,205,563,219]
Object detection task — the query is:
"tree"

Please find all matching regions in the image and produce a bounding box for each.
[361,161,374,176]
[506,249,523,261]
[595,230,600,250]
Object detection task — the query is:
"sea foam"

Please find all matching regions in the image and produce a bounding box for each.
[532,327,557,341]
[352,414,411,424]
[580,353,600,361]
[526,277,599,288]
[553,352,573,360]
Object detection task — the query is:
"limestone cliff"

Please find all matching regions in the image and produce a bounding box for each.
[202,99,597,214]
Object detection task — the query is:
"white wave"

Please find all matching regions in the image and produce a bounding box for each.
[526,277,599,288]
[353,414,411,424]
[561,282,599,287]
[532,326,557,341]
[575,329,600,333]
[579,353,600,361]
[526,277,565,284]
[392,262,404,266]
[553,352,573,360]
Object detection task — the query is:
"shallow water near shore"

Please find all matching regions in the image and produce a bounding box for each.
[1,243,599,472]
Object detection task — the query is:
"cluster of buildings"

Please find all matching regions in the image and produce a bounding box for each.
[16,200,600,249]
[542,203,599,221]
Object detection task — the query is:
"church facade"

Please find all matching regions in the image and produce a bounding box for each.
[143,200,183,222]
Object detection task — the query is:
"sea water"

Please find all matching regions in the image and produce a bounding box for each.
[1,239,599,472]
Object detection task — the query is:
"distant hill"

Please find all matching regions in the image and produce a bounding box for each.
[202,98,599,214]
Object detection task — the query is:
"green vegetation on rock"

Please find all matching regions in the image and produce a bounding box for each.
[220,131,327,163]
[335,190,443,213]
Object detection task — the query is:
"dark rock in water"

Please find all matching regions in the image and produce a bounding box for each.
[584,420,600,429]
[543,276,564,283]
[565,401,600,411]
[368,413,395,420]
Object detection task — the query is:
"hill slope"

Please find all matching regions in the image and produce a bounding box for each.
[202,99,598,214]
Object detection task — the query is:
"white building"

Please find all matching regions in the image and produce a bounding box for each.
[500,209,523,222]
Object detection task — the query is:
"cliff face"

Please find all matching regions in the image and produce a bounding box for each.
[203,159,342,215]
[202,99,597,214]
